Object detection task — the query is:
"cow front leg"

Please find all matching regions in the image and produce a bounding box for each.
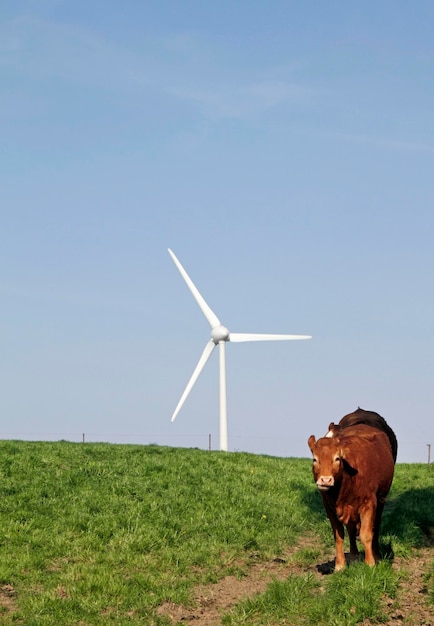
[359,503,376,567]
[333,521,346,571]
[323,497,347,571]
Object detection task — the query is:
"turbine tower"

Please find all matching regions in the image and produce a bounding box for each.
[168,248,311,451]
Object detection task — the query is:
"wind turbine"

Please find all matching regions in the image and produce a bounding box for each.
[168,248,311,452]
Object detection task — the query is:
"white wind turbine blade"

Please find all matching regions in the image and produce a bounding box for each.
[229,333,312,342]
[168,249,221,328]
[171,339,216,422]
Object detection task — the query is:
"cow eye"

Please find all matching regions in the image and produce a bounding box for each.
[334,456,340,463]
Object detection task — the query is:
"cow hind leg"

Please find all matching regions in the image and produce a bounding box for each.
[372,500,385,563]
[347,522,360,563]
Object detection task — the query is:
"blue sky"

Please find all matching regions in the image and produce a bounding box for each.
[1,1,433,462]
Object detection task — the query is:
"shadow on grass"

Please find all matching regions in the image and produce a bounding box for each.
[299,485,326,519]
[382,486,434,547]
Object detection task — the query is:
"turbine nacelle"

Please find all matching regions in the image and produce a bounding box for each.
[211,325,230,344]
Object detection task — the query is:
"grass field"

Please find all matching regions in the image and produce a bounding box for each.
[0,441,432,625]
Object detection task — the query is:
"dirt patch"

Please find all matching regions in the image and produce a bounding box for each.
[156,536,326,624]
[0,584,17,616]
[157,558,296,624]
[157,539,434,625]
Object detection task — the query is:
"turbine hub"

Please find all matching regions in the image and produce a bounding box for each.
[211,325,230,344]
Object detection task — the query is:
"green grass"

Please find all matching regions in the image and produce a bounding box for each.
[0,441,432,624]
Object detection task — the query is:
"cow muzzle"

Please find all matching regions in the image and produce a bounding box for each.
[316,476,335,491]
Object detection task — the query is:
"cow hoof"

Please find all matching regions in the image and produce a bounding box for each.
[334,562,346,572]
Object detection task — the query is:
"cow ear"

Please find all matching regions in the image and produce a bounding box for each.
[340,448,358,476]
[325,422,336,437]
[308,435,316,451]
[342,458,358,476]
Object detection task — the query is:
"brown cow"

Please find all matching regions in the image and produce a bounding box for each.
[308,422,395,571]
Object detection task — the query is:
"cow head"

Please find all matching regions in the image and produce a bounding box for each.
[308,435,343,492]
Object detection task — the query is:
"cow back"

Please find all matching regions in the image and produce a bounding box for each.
[334,407,398,463]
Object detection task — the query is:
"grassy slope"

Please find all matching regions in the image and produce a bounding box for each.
[0,441,432,625]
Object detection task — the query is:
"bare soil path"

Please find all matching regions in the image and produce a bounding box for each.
[158,540,433,626]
